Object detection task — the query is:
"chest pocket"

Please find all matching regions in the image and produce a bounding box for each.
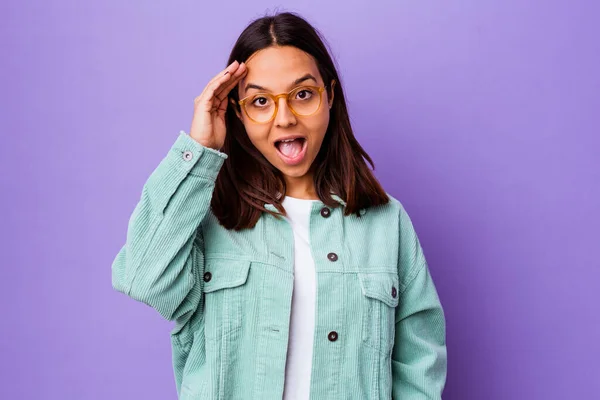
[202,258,251,341]
[358,272,400,356]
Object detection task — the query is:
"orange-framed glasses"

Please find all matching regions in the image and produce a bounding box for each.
[238,80,335,124]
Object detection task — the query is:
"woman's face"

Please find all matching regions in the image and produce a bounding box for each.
[234,45,334,183]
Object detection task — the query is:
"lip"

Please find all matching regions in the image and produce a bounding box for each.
[274,137,308,166]
[272,134,307,145]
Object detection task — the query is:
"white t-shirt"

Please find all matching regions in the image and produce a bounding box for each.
[281,195,317,400]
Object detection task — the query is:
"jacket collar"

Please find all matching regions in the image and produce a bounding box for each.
[264,191,347,210]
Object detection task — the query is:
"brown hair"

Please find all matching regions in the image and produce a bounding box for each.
[211,11,389,230]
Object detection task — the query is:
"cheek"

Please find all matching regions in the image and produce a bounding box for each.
[307,108,331,141]
[242,122,272,152]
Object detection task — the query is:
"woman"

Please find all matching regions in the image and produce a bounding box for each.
[112,11,447,400]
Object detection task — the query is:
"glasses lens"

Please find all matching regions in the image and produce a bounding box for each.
[243,87,323,123]
[245,95,275,123]
[289,86,321,116]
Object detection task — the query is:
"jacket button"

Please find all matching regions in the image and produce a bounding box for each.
[392,286,397,298]
[320,207,331,218]
[203,272,212,282]
[182,150,194,161]
[327,252,338,262]
[328,331,338,342]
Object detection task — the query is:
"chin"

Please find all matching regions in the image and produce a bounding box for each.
[277,160,312,177]
[281,168,308,177]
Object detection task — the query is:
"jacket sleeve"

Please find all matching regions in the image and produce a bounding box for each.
[111,131,227,323]
[391,205,447,399]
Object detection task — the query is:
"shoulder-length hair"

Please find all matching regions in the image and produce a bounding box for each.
[211,11,389,230]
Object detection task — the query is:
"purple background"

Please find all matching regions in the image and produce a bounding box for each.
[1,1,598,399]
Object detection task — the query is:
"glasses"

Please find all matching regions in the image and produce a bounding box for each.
[238,81,335,124]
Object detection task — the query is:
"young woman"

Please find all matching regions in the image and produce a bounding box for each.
[112,12,447,400]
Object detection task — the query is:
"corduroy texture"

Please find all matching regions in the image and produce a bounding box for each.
[112,131,447,399]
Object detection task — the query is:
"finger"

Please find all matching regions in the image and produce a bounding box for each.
[205,61,247,104]
[200,72,237,109]
[216,95,229,117]
[195,70,234,106]
[215,63,247,101]
[206,60,240,89]
[196,61,241,104]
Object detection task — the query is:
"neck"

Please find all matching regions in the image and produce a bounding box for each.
[283,172,318,200]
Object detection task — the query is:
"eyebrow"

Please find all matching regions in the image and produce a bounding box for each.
[244,74,318,93]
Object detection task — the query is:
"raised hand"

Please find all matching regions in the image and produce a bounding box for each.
[189,60,248,150]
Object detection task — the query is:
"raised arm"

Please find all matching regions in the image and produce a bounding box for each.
[111,131,227,321]
[111,60,247,327]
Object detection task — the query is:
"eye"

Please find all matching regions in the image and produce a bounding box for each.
[295,88,314,100]
[251,96,270,107]
[252,97,267,106]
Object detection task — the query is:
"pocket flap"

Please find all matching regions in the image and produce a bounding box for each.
[203,258,251,293]
[358,272,400,307]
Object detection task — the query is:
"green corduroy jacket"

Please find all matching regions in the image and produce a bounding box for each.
[111,131,447,399]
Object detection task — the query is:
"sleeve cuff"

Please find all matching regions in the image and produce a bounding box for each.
[171,130,228,180]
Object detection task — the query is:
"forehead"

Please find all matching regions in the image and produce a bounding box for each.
[241,46,322,89]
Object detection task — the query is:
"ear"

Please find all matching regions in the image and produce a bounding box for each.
[230,98,243,120]
[328,80,336,109]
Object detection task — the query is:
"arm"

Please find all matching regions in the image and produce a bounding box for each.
[111,131,227,323]
[391,206,447,399]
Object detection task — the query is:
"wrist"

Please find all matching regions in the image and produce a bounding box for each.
[189,134,220,151]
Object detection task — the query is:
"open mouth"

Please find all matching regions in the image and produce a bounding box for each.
[274,137,308,165]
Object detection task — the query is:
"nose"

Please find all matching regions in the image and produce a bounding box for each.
[274,97,296,128]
